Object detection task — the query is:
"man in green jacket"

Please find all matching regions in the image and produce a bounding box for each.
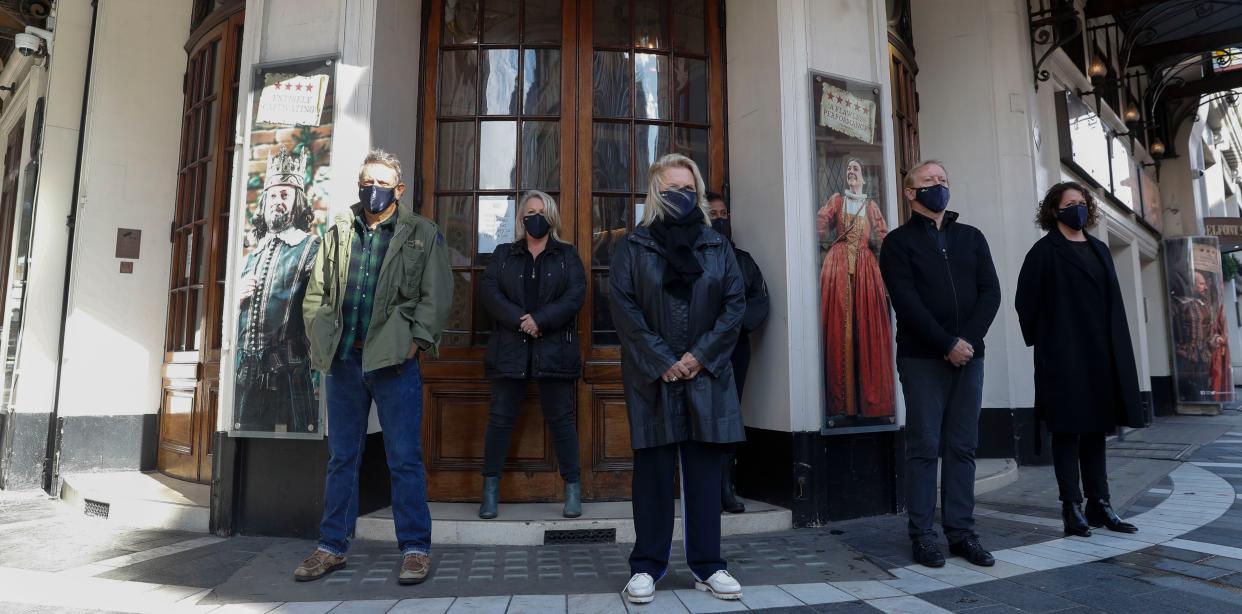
[293,149,452,585]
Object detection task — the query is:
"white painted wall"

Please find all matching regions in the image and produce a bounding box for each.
[10,0,92,416]
[55,0,191,417]
[725,0,896,432]
[911,0,1044,410]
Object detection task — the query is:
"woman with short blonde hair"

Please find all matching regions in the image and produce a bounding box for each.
[478,190,586,520]
[609,153,747,604]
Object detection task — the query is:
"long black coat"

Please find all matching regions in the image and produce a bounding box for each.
[1015,230,1147,433]
[481,239,586,379]
[608,225,747,449]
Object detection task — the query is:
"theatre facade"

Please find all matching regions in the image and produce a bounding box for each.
[2,0,1237,540]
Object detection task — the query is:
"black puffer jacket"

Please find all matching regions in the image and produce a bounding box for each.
[608,225,747,449]
[481,239,586,379]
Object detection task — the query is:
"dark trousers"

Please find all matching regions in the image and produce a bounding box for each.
[630,440,727,581]
[482,377,581,483]
[1051,432,1110,503]
[898,357,984,544]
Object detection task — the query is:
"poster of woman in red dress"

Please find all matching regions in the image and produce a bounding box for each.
[817,157,895,426]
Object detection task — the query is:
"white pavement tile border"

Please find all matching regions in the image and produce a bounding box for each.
[0,464,1233,613]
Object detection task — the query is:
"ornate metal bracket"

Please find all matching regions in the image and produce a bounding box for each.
[1029,0,1082,88]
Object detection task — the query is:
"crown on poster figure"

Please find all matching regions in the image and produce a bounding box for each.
[264,145,308,191]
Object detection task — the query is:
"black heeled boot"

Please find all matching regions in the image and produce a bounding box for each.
[1085,499,1138,533]
[563,482,582,518]
[721,451,745,514]
[1062,502,1092,537]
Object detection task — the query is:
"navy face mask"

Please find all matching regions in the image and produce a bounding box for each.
[359,185,397,214]
[660,188,700,221]
[711,218,732,239]
[523,213,551,239]
[1057,204,1089,230]
[915,184,950,212]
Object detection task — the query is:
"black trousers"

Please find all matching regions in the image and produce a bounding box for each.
[482,377,581,483]
[1051,432,1110,504]
[630,440,727,581]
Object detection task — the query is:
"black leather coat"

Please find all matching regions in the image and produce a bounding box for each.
[481,239,586,379]
[608,224,747,449]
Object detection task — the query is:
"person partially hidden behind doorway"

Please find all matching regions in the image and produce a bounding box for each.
[293,149,453,585]
[706,191,769,514]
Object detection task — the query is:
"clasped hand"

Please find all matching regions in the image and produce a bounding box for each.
[662,352,702,383]
[945,338,974,367]
[519,314,541,337]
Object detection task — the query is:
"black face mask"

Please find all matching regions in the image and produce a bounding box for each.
[711,218,732,239]
[1057,204,1089,230]
[660,188,700,221]
[359,185,397,214]
[915,184,950,212]
[523,213,551,239]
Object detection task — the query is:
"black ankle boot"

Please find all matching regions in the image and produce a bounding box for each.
[721,461,745,514]
[479,476,499,519]
[1085,499,1138,533]
[1062,502,1091,537]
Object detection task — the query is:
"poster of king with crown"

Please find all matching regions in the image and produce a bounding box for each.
[230,57,337,439]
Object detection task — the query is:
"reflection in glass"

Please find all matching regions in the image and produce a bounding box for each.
[672,0,706,54]
[525,0,562,43]
[673,57,708,124]
[674,126,708,184]
[523,49,561,115]
[439,50,478,116]
[476,195,516,264]
[593,122,631,191]
[594,0,630,47]
[443,0,481,44]
[481,49,520,115]
[479,121,518,189]
[592,197,628,267]
[437,196,473,266]
[634,124,670,188]
[522,121,560,189]
[592,271,619,345]
[593,52,632,118]
[437,121,477,190]
[635,53,670,120]
[635,0,668,49]
[482,0,519,43]
[444,271,472,343]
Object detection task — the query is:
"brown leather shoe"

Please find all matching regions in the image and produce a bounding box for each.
[399,553,431,585]
[293,549,346,582]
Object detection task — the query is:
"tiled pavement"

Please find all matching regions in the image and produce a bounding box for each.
[7,414,1242,612]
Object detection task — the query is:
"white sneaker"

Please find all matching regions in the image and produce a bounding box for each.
[695,569,742,600]
[623,572,655,604]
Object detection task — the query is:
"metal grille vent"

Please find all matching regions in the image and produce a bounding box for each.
[543,528,616,545]
[83,499,110,518]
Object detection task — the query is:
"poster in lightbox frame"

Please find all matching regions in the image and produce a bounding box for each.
[229,55,338,440]
[1164,236,1235,405]
[810,70,898,435]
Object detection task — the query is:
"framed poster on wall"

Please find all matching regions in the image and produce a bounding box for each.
[1164,236,1235,405]
[229,55,338,439]
[810,71,897,435]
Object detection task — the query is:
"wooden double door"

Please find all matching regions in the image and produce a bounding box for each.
[419,0,726,502]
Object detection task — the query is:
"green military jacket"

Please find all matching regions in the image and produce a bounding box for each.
[303,202,453,373]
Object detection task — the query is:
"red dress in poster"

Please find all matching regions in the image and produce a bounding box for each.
[817,174,895,419]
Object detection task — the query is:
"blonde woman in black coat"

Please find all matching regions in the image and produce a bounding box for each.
[1015,182,1147,537]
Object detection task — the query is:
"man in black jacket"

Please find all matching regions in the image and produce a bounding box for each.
[707,193,770,514]
[879,160,1001,569]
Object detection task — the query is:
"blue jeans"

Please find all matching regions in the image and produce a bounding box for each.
[897,357,984,544]
[317,350,430,556]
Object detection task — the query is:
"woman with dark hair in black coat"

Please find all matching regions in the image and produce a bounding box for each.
[1015,181,1148,537]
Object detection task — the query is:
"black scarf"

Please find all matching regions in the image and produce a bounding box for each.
[648,214,704,297]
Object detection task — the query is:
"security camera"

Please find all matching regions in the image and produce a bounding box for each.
[15,26,52,58]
